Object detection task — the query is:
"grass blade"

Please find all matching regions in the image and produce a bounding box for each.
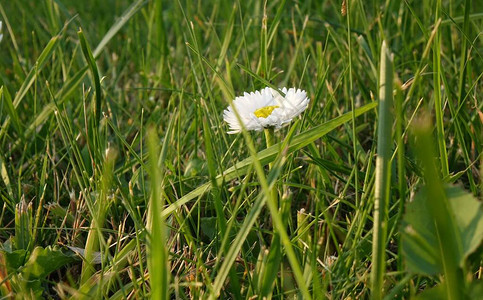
[146,118,174,299]
[432,0,449,177]
[78,28,102,126]
[371,41,394,300]
[92,0,146,58]
[411,113,464,300]
[0,87,22,139]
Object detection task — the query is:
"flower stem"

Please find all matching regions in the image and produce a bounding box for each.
[264,128,277,206]
[264,128,275,158]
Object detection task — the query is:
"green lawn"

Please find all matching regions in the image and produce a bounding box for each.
[0,0,482,299]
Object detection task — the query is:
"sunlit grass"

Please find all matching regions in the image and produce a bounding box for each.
[0,0,482,298]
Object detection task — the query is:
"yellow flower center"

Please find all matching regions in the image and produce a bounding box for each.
[254,105,279,118]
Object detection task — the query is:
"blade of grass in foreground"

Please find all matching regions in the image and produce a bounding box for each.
[411,113,464,300]
[162,101,378,218]
[146,124,172,300]
[371,41,394,300]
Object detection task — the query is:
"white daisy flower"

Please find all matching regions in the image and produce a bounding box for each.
[223,87,309,134]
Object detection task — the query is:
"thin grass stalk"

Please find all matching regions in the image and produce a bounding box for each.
[345,0,360,208]
[78,29,102,127]
[371,41,393,300]
[154,0,168,57]
[259,0,268,78]
[457,0,470,103]
[445,0,478,194]
[92,0,145,58]
[151,0,169,88]
[394,79,406,275]
[432,0,449,177]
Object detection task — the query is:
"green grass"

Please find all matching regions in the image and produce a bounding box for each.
[0,0,482,298]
